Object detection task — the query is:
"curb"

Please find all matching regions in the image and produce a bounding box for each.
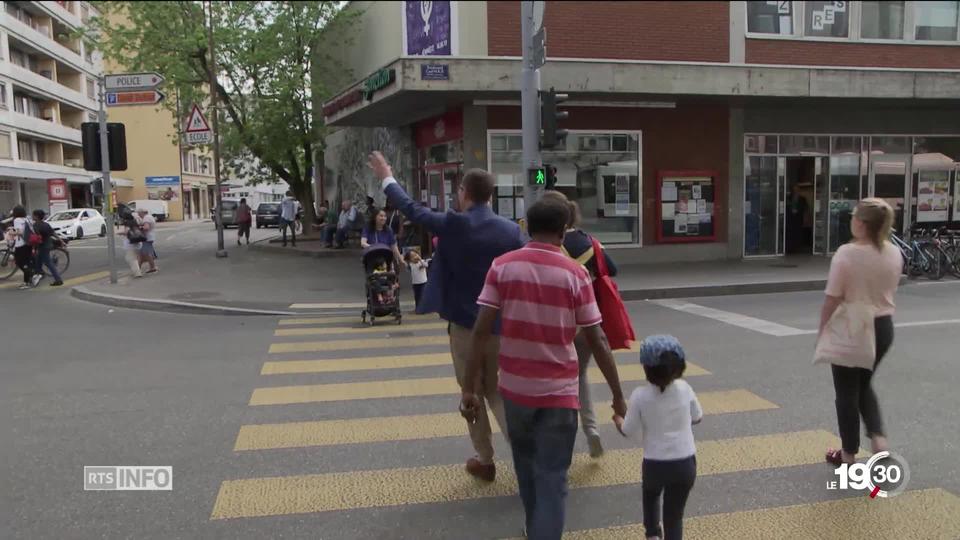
[71,286,297,316]
[248,238,361,259]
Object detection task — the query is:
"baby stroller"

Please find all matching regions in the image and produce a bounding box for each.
[361,244,402,325]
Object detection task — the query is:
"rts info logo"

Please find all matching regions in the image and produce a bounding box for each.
[827,451,910,498]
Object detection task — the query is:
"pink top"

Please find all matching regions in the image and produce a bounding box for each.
[825,241,902,316]
[477,242,602,409]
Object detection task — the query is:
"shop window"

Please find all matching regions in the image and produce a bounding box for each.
[745,134,778,154]
[870,136,910,154]
[861,1,904,39]
[0,131,11,159]
[780,135,828,155]
[915,1,959,41]
[490,131,641,245]
[804,1,849,38]
[747,1,794,35]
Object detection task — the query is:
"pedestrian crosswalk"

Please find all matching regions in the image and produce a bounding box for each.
[210,312,960,538]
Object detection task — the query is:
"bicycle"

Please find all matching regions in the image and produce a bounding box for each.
[891,229,946,280]
[936,227,960,278]
[1,245,16,279]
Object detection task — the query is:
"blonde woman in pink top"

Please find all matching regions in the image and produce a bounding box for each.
[819,198,902,466]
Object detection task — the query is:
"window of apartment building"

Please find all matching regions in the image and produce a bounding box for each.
[915,1,960,41]
[0,83,7,109]
[0,131,11,159]
[17,139,44,162]
[861,1,904,39]
[13,94,42,118]
[747,1,794,35]
[81,3,90,22]
[86,77,95,98]
[804,1,848,37]
[190,154,198,173]
[84,42,94,63]
[10,48,27,69]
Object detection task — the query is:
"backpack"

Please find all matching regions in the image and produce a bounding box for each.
[25,220,42,246]
[589,237,636,350]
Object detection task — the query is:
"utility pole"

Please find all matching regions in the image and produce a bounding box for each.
[207,0,227,258]
[520,0,544,216]
[97,81,119,283]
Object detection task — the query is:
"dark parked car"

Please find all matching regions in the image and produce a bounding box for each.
[255,202,281,228]
[212,199,240,229]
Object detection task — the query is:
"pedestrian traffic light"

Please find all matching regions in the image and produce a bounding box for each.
[544,164,558,190]
[81,122,128,172]
[528,167,547,186]
[540,88,569,149]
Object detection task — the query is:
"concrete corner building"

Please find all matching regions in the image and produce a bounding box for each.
[323,1,960,263]
[0,0,133,215]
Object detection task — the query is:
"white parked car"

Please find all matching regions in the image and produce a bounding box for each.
[47,209,107,240]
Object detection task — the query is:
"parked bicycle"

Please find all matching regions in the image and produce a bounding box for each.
[891,227,950,280]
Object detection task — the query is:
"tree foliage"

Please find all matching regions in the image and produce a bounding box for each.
[88,1,354,223]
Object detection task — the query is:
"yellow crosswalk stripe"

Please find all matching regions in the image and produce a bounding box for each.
[278,314,440,326]
[234,389,776,451]
[261,347,653,375]
[0,270,110,290]
[274,321,448,337]
[261,353,453,375]
[210,430,837,519]
[268,335,449,354]
[564,488,960,539]
[249,363,709,406]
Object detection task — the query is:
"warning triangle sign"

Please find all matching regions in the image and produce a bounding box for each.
[184,104,211,133]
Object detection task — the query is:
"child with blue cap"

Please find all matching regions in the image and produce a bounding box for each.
[614,335,702,540]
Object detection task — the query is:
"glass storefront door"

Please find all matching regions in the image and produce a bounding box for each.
[744,156,782,256]
[869,155,911,234]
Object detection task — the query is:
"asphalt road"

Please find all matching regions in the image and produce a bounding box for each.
[1,254,959,539]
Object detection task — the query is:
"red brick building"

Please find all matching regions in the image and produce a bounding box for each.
[323,1,960,262]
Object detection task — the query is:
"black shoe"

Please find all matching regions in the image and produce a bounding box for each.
[50,281,64,287]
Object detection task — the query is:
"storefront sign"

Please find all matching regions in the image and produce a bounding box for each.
[362,69,396,101]
[415,109,463,148]
[322,89,363,118]
[47,178,68,201]
[420,64,449,81]
[403,1,455,56]
[145,176,180,201]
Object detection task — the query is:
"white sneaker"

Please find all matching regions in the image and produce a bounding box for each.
[587,433,604,458]
[31,274,43,287]
[17,283,31,290]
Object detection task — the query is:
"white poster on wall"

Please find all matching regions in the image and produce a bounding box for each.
[917,172,951,222]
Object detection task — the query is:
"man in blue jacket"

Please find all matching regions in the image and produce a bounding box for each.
[369,151,524,482]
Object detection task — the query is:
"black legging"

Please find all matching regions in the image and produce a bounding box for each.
[14,245,33,284]
[832,315,894,455]
[642,455,697,540]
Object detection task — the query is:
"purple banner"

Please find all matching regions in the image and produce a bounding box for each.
[405,1,452,56]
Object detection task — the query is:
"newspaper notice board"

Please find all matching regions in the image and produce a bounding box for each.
[656,170,718,243]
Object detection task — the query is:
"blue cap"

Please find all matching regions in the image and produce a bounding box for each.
[638,335,686,366]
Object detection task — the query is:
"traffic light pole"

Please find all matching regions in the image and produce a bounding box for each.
[520,0,543,216]
[97,80,119,284]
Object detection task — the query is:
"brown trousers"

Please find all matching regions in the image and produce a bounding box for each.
[449,323,508,463]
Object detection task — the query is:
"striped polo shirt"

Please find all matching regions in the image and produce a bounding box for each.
[477,242,602,409]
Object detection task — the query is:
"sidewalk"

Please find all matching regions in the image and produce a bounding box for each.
[72,236,837,315]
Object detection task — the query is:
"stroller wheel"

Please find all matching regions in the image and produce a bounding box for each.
[368,316,376,327]
[396,315,402,325]
[361,310,367,323]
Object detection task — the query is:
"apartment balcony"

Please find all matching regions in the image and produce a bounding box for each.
[1,10,94,76]
[2,62,96,112]
[33,0,83,31]
[0,109,82,145]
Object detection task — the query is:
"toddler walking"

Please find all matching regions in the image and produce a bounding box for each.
[615,335,702,540]
[403,249,430,310]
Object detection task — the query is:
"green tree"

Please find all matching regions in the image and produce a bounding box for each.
[88,1,354,226]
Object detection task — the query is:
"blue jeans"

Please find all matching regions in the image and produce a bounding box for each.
[34,246,62,283]
[504,398,578,540]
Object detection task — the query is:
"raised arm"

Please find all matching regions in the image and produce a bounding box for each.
[369,151,448,234]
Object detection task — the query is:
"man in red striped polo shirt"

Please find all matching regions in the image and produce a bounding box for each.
[461,195,626,540]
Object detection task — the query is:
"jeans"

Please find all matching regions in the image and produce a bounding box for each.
[832,315,894,455]
[642,455,697,540]
[335,227,349,247]
[280,219,296,246]
[503,398,578,540]
[573,331,598,437]
[34,246,62,283]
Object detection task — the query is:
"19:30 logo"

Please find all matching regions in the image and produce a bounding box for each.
[828,451,911,498]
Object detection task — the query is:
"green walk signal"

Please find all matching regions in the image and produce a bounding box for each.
[529,167,546,186]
